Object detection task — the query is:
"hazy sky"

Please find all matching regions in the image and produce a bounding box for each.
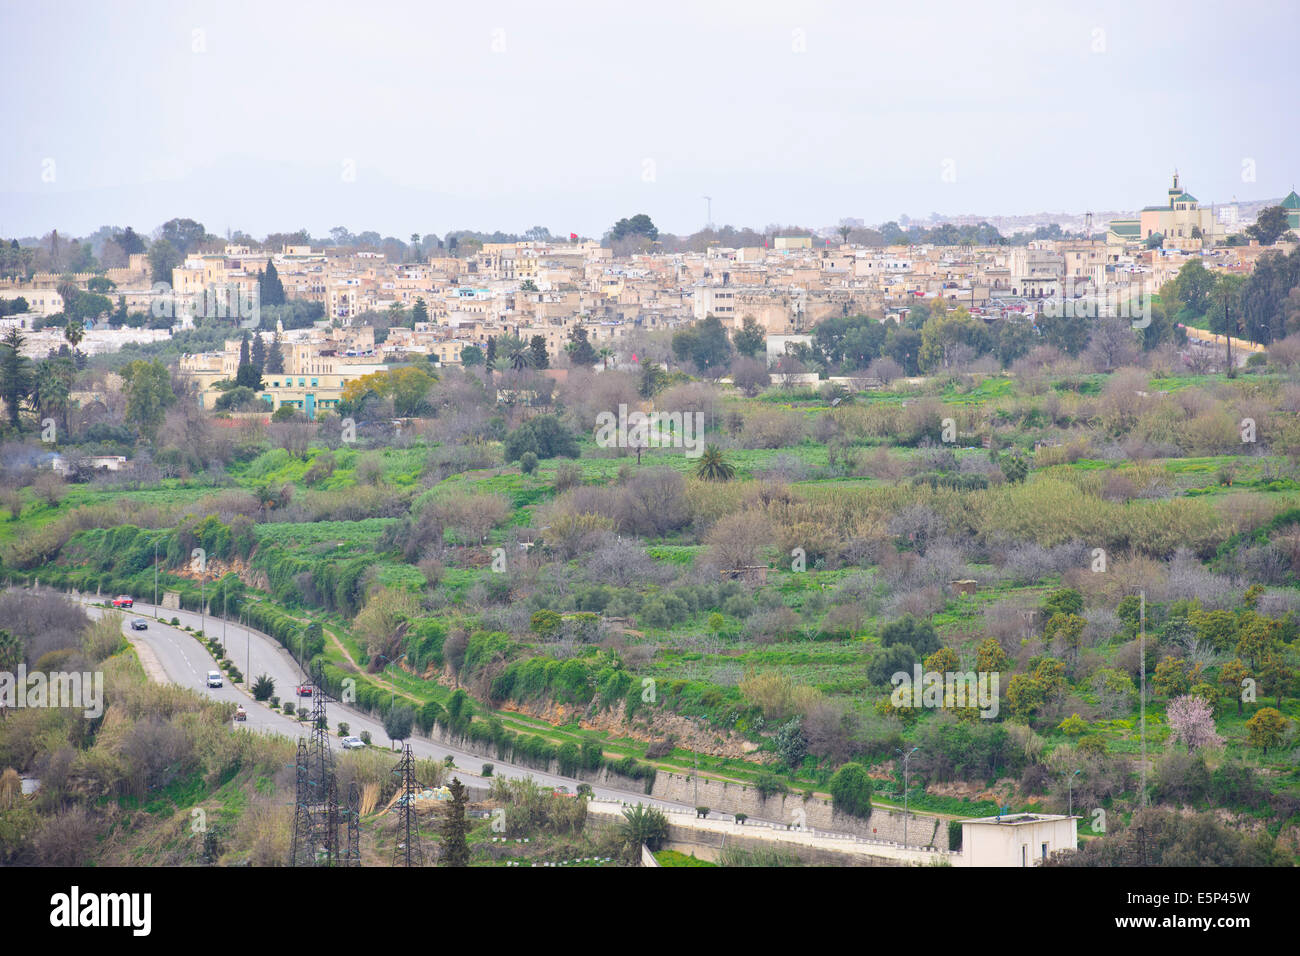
[2,0,1297,240]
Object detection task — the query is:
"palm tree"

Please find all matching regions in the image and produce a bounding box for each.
[694,444,735,482]
[598,347,613,370]
[63,320,84,350]
[618,803,668,855]
[507,344,533,372]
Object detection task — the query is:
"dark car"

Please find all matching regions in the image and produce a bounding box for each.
[130,618,148,630]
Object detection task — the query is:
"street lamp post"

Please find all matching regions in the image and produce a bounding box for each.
[896,746,919,847]
[153,540,158,615]
[1063,769,1081,817]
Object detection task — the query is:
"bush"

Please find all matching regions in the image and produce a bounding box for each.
[481,763,494,777]
[360,730,372,745]
[754,772,789,799]
[879,615,940,656]
[829,763,874,819]
[519,452,538,474]
[284,702,295,716]
[337,722,350,736]
[251,673,275,701]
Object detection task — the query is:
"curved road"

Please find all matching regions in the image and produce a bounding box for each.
[67,592,810,827]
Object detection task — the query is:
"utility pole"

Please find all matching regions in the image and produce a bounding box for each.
[1224,291,1232,376]
[153,540,158,615]
[1139,590,1147,807]
[703,196,712,230]
[1063,769,1081,817]
[896,746,919,847]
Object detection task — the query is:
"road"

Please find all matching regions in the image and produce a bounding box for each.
[70,592,788,824]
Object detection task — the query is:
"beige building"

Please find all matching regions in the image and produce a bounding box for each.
[957,813,1078,867]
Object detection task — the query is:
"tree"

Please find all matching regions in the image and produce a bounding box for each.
[1218,659,1252,716]
[506,340,533,371]
[1041,588,1083,619]
[566,326,597,367]
[638,359,667,398]
[158,217,208,256]
[997,316,1035,366]
[672,314,733,374]
[1152,656,1190,698]
[617,802,667,853]
[122,359,174,439]
[773,717,808,769]
[62,321,84,350]
[438,777,470,866]
[1247,205,1290,246]
[1036,310,1090,356]
[235,334,262,390]
[250,332,266,372]
[1167,694,1224,753]
[694,445,735,481]
[503,414,579,461]
[115,226,146,256]
[485,336,498,375]
[880,615,940,656]
[251,673,275,702]
[147,238,181,284]
[529,335,549,370]
[265,334,285,374]
[608,214,659,242]
[733,315,767,358]
[829,763,873,818]
[412,297,429,325]
[460,344,484,367]
[918,306,990,370]
[730,356,770,397]
[34,356,74,433]
[259,260,286,306]
[0,629,23,671]
[0,327,34,430]
[1245,707,1288,753]
[383,704,415,748]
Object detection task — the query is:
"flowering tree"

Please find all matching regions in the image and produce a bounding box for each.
[1167,694,1224,753]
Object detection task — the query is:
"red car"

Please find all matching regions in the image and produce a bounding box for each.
[112,595,134,608]
[296,685,312,697]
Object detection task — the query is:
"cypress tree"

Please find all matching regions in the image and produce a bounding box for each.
[265,334,285,374]
[439,777,470,867]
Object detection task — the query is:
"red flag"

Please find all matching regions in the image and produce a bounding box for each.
[632,353,638,362]
[569,232,578,240]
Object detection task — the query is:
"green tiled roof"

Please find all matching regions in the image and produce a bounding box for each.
[1282,190,1300,210]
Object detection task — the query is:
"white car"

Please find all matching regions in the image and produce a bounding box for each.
[206,671,224,688]
[340,736,365,750]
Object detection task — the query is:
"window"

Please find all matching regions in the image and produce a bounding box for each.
[1022,845,1028,867]
[1041,842,1049,860]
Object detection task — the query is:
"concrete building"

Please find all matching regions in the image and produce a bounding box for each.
[957,812,1078,867]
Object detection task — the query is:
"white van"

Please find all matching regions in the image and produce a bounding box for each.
[206,671,224,688]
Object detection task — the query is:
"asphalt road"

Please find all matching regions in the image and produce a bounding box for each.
[72,594,775,823]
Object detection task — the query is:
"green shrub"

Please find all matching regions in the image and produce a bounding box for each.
[829,763,874,819]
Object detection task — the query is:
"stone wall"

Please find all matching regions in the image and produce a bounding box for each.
[649,771,948,849]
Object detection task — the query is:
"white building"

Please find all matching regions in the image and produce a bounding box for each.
[957,813,1078,867]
